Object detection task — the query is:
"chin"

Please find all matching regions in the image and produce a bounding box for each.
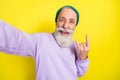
[53,30,73,47]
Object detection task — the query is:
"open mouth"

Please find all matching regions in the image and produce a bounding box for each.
[60,30,69,36]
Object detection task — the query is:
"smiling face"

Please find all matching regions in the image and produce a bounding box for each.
[53,7,77,47]
[56,8,77,36]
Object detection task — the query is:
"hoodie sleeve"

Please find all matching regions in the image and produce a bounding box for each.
[76,57,89,77]
[0,20,37,57]
[73,42,89,77]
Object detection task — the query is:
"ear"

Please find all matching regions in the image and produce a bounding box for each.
[56,20,59,27]
[55,23,59,29]
[73,26,76,30]
[56,23,57,26]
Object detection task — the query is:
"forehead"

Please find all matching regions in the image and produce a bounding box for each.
[58,8,77,20]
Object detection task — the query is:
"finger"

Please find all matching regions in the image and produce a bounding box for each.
[82,43,86,49]
[79,44,83,51]
[75,41,80,50]
[80,43,87,52]
[75,41,80,55]
[86,35,90,49]
[79,43,84,51]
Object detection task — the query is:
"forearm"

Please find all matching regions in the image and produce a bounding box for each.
[76,58,89,77]
[0,20,36,56]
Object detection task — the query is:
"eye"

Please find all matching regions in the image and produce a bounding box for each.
[70,21,74,24]
[59,19,64,22]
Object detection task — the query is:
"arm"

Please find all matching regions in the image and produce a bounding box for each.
[0,20,36,57]
[76,58,89,77]
[75,35,90,77]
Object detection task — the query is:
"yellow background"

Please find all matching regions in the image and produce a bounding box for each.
[0,0,120,80]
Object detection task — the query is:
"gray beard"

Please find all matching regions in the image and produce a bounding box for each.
[53,27,74,47]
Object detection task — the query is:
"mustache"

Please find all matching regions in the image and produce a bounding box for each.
[56,27,74,34]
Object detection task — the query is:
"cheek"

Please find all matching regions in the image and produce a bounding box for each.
[56,22,64,27]
[70,25,75,30]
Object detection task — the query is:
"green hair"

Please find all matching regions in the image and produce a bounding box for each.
[55,5,80,26]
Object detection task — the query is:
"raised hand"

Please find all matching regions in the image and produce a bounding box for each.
[76,35,90,60]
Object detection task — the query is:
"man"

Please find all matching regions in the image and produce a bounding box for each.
[0,5,90,80]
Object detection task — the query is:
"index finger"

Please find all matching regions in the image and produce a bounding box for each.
[86,35,90,48]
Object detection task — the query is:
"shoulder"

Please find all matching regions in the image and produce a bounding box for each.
[32,32,50,37]
[31,32,52,40]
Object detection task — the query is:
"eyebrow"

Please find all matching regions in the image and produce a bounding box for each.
[59,17,65,19]
[59,16,75,21]
[69,18,75,21]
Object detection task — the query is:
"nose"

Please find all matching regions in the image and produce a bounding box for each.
[63,22,69,29]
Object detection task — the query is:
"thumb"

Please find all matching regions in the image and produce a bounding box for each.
[86,35,90,49]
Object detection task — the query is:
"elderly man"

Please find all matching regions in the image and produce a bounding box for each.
[0,5,90,80]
